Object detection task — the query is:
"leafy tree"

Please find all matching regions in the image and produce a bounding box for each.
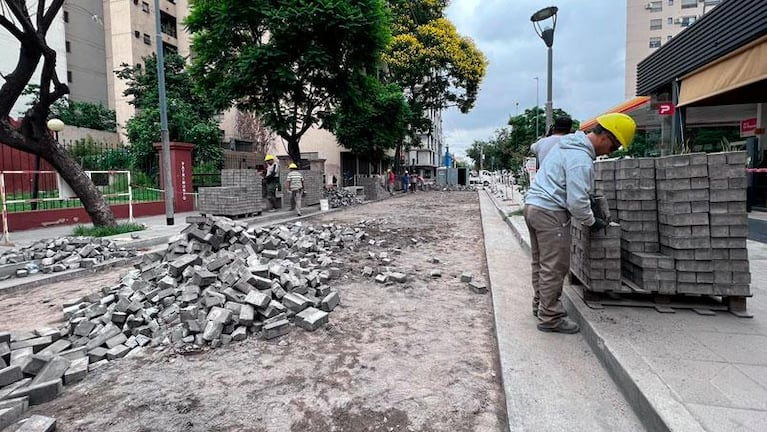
[325,75,411,160]
[116,53,223,172]
[383,0,487,165]
[186,0,390,164]
[0,0,116,226]
[23,85,117,131]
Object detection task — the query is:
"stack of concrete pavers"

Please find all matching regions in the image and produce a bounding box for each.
[0,215,366,414]
[0,237,137,278]
[707,152,750,296]
[301,170,323,206]
[593,160,618,217]
[199,169,262,217]
[357,177,387,201]
[616,158,659,254]
[655,153,715,294]
[570,222,624,292]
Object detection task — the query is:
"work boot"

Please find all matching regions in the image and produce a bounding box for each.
[537,318,580,334]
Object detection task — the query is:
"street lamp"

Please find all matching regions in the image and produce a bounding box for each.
[38,118,65,211]
[531,5,558,134]
[533,76,540,138]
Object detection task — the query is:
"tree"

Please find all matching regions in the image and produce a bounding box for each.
[23,85,117,131]
[383,0,488,166]
[116,53,223,172]
[325,75,411,160]
[235,111,275,156]
[0,0,116,227]
[186,0,390,164]
[507,106,580,147]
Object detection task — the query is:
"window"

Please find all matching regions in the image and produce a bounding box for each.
[63,11,69,23]
[142,1,150,13]
[648,1,662,12]
[680,15,697,26]
[667,0,673,5]
[681,0,697,8]
[143,33,151,45]
[134,30,140,38]
[667,35,673,41]
[67,71,72,83]
[650,19,662,30]
[65,41,70,52]
[668,17,673,24]
[649,37,662,48]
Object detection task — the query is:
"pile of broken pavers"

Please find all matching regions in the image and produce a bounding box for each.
[324,187,363,208]
[1,215,361,430]
[0,237,137,280]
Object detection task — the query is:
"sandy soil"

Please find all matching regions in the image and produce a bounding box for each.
[8,191,506,431]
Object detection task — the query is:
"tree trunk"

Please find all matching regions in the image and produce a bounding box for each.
[0,119,117,227]
[287,137,302,167]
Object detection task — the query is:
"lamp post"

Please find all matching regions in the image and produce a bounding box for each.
[533,76,540,138]
[41,118,65,211]
[154,0,174,225]
[531,6,558,134]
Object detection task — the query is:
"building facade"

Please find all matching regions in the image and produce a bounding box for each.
[407,108,444,179]
[625,0,722,99]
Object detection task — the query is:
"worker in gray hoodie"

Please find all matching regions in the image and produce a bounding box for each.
[524,113,636,334]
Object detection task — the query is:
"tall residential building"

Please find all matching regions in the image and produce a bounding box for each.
[625,0,722,99]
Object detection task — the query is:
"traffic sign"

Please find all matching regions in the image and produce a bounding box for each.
[658,102,675,116]
[740,118,757,137]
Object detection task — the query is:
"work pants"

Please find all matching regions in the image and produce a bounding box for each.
[523,204,570,327]
[266,181,278,209]
[290,189,303,215]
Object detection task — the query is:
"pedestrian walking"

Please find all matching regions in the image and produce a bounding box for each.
[524,113,636,334]
[387,169,395,195]
[402,171,410,193]
[286,162,304,216]
[531,116,573,169]
[264,154,280,211]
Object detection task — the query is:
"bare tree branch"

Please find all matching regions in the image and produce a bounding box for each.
[0,12,25,40]
[41,0,64,33]
[36,0,45,30]
[5,0,36,36]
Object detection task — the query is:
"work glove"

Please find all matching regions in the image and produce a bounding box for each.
[589,218,607,233]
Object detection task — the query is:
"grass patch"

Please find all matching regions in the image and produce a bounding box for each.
[508,209,524,216]
[73,222,145,237]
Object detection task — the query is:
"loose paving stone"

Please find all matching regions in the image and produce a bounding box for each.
[430,270,442,278]
[263,319,291,340]
[31,356,71,385]
[15,414,57,432]
[460,272,473,282]
[295,307,329,331]
[388,272,407,283]
[0,365,23,387]
[374,274,388,284]
[63,357,89,385]
[0,405,25,431]
[468,281,488,294]
[106,344,130,360]
[9,379,63,405]
[320,292,340,312]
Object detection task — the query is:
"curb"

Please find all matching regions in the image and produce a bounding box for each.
[483,190,696,432]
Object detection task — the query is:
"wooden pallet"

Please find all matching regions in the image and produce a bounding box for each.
[200,211,262,219]
[568,271,752,318]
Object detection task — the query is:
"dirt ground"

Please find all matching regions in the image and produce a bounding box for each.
[6,191,506,431]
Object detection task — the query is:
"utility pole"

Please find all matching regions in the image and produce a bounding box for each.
[154,0,174,225]
[534,77,540,138]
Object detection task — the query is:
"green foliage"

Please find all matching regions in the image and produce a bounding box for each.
[73,222,145,237]
[326,76,411,158]
[186,0,391,162]
[67,136,131,171]
[383,1,487,144]
[22,85,117,131]
[117,53,223,171]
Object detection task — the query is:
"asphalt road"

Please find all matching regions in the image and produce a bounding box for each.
[748,217,767,243]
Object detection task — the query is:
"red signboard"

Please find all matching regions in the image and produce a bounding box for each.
[658,102,675,116]
[740,117,757,137]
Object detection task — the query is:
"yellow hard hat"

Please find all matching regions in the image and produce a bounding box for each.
[289,163,298,169]
[596,113,636,150]
[264,154,274,162]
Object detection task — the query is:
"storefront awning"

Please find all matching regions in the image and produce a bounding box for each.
[578,96,650,131]
[679,35,767,107]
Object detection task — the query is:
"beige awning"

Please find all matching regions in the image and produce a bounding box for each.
[679,35,767,107]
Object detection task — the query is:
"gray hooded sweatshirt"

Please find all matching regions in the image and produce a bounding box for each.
[525,131,596,227]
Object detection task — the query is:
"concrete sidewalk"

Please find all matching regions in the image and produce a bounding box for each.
[486,189,767,432]
[479,192,643,431]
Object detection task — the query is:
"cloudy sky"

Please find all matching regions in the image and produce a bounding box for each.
[443,0,627,158]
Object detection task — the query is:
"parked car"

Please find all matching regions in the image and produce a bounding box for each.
[469,170,493,187]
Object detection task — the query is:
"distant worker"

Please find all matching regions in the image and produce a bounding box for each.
[387,169,395,195]
[524,113,636,334]
[286,163,304,216]
[264,154,280,211]
[531,116,574,168]
[402,171,410,193]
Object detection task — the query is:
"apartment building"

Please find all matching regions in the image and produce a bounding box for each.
[625,0,722,98]
[408,108,444,179]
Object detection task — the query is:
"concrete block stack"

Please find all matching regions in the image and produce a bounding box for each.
[357,177,387,201]
[621,251,676,294]
[707,152,750,296]
[570,222,624,292]
[302,170,323,206]
[593,159,618,217]
[199,169,262,217]
[655,153,713,294]
[616,158,659,254]
[1,215,374,411]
